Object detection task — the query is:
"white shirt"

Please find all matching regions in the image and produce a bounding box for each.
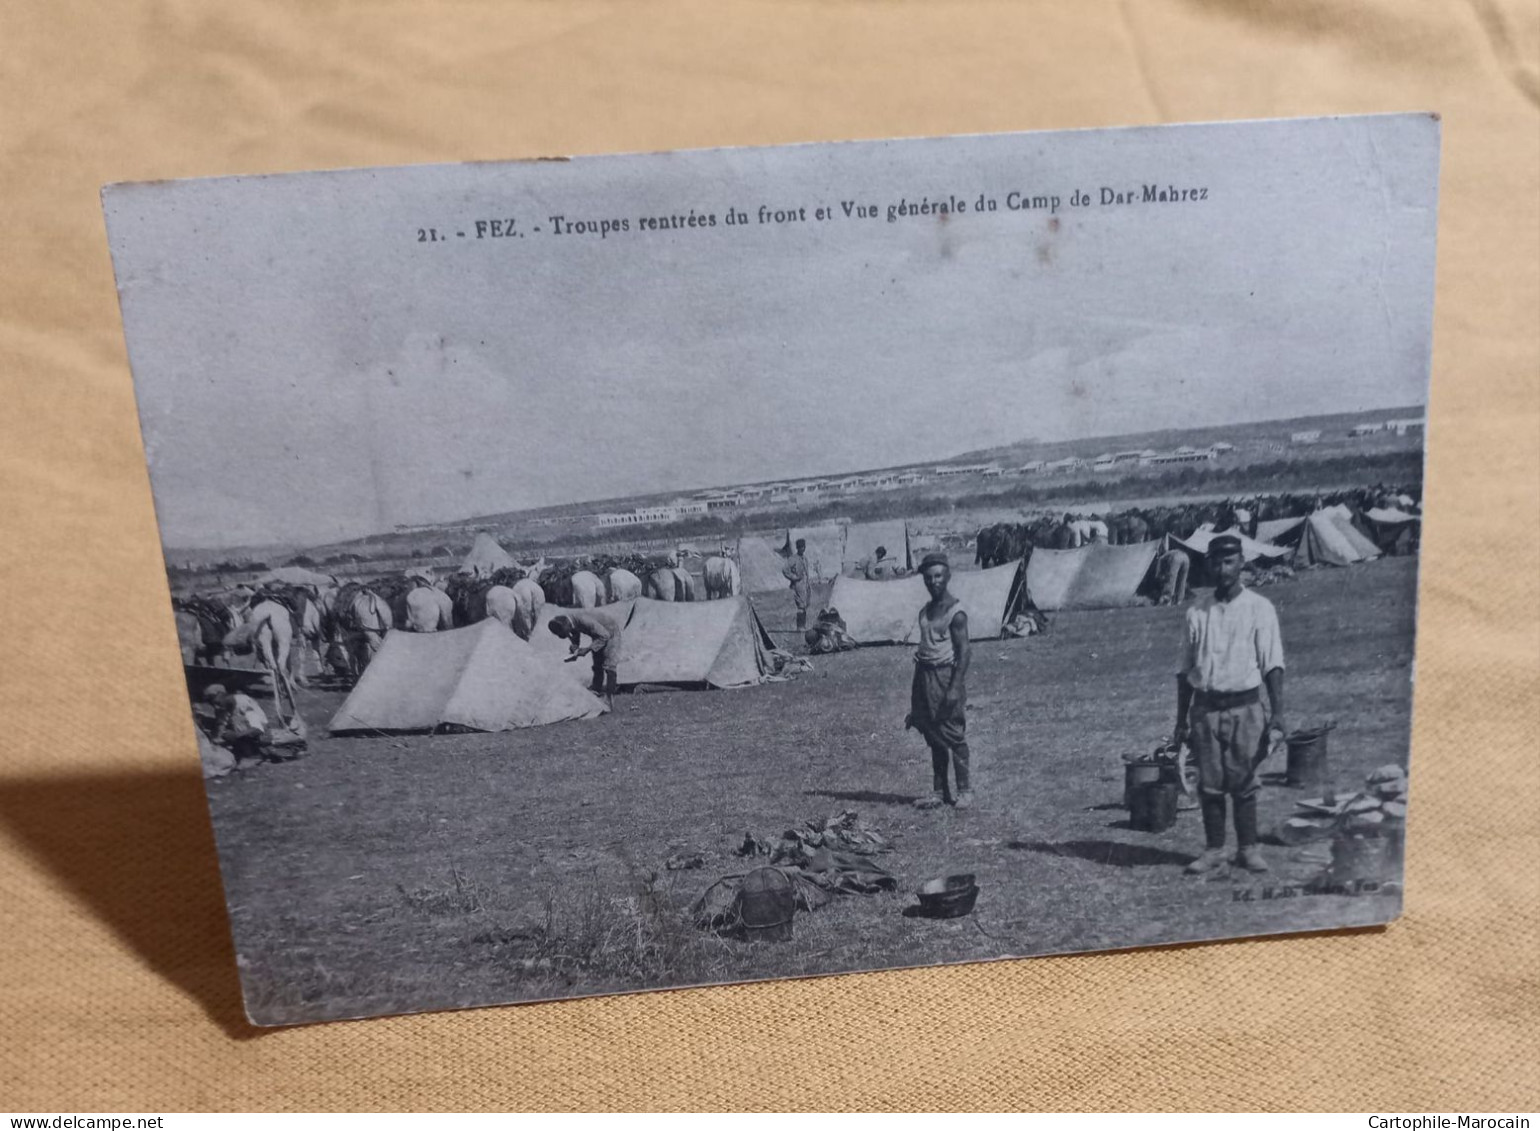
[1177,586,1284,693]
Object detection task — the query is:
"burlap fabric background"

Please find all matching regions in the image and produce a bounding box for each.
[2,0,1536,1112]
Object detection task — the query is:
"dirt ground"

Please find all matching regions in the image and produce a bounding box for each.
[211,556,1419,1025]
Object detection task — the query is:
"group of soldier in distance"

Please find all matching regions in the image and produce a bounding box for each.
[179,481,1418,876]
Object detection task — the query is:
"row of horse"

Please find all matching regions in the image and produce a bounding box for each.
[174,554,747,687]
[974,485,1420,569]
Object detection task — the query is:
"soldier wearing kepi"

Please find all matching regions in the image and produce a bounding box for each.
[906,552,974,810]
[1173,534,1287,874]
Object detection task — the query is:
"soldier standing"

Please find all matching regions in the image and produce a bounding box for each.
[1173,534,1287,874]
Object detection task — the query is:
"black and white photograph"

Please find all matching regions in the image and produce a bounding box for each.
[104,113,1440,1026]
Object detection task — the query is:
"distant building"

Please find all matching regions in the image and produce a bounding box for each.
[1017,460,1046,474]
[1385,418,1424,436]
[674,499,710,516]
[1209,441,1235,453]
[895,472,927,487]
[1146,449,1217,466]
[1350,422,1385,437]
[1091,456,1117,472]
[1291,430,1322,444]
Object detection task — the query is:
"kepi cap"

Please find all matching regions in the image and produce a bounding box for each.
[918,551,950,572]
[1206,534,1244,558]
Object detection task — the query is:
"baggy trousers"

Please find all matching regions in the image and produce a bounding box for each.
[910,661,970,797]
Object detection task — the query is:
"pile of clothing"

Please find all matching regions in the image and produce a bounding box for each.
[695,811,897,933]
[804,607,857,654]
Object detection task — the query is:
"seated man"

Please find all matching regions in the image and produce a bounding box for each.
[862,548,905,585]
[202,683,272,767]
[548,610,624,707]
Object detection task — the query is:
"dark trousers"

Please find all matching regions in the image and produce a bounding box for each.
[910,662,970,797]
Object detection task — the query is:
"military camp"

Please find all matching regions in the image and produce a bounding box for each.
[172,441,1426,1023]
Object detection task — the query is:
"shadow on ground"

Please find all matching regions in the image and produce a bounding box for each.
[0,767,262,1038]
[1007,838,1194,868]
[803,788,919,806]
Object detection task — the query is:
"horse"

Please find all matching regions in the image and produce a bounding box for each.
[702,556,740,599]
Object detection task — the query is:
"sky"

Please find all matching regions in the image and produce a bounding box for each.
[106,114,1440,549]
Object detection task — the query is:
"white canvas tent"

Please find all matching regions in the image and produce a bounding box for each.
[616,596,774,688]
[1025,542,1161,610]
[1169,524,1293,563]
[1255,516,1308,546]
[736,535,791,594]
[841,520,910,577]
[1295,508,1382,566]
[255,565,337,588]
[459,533,514,577]
[329,619,607,733]
[827,561,1024,644]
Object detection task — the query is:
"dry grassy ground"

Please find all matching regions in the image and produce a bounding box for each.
[212,556,1418,1025]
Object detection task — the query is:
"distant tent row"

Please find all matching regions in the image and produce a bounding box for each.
[828,561,1025,644]
[737,520,915,593]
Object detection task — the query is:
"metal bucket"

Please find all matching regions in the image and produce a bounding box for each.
[1130,781,1179,833]
[1286,727,1331,788]
[1124,761,1175,808]
[736,867,794,942]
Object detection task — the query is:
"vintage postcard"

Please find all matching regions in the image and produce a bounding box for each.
[104,114,1440,1025]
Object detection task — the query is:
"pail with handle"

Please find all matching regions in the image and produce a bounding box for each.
[735,867,794,942]
[1286,725,1332,788]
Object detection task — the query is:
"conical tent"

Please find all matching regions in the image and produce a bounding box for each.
[1025,542,1160,610]
[529,601,637,687]
[329,619,607,733]
[828,561,1024,644]
[841,520,911,576]
[616,596,774,688]
[459,533,514,577]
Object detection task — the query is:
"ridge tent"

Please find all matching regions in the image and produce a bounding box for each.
[841,520,911,577]
[1169,524,1293,563]
[616,596,774,688]
[255,565,337,588]
[529,601,637,687]
[1362,507,1422,555]
[328,619,606,733]
[827,561,1025,644]
[1295,509,1382,567]
[736,535,791,594]
[1025,542,1161,610]
[781,524,846,584]
[1254,516,1308,547]
[459,533,514,577]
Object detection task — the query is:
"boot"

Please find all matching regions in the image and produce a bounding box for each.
[1187,795,1229,874]
[604,670,617,710]
[952,744,973,808]
[1234,793,1267,872]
